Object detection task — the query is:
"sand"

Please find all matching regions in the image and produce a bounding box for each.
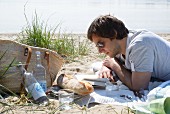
[0,33,170,114]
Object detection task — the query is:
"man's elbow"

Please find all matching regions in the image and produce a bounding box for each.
[131,84,148,91]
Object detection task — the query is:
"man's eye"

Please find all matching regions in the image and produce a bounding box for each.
[96,42,104,48]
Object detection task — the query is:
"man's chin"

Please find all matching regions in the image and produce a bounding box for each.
[107,54,113,58]
[108,53,117,58]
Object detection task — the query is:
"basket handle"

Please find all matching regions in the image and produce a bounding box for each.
[44,51,53,86]
[20,47,32,95]
[24,47,32,70]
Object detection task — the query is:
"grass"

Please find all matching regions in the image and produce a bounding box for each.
[52,34,90,61]
[0,50,18,79]
[17,5,90,62]
[97,53,107,59]
[18,10,57,49]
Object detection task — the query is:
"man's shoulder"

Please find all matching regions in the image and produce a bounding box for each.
[129,29,158,39]
[129,30,160,46]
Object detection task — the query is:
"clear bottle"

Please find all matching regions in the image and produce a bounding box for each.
[33,51,47,92]
[18,63,49,105]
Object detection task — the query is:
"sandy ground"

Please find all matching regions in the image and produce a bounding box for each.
[0,33,170,114]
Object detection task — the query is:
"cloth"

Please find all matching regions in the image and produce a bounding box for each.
[74,78,165,114]
[125,30,170,80]
[147,80,170,101]
[75,80,163,106]
[75,86,148,107]
[74,73,170,113]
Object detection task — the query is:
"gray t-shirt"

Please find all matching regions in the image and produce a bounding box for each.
[125,30,170,81]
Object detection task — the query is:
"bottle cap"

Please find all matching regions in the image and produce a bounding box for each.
[36,51,41,55]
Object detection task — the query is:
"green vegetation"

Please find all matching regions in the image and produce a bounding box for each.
[18,11,56,49]
[17,10,90,62]
[97,53,107,59]
[0,50,18,79]
[52,34,90,60]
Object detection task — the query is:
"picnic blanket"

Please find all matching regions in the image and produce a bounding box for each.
[74,76,159,105]
[76,62,170,114]
[74,74,170,114]
[74,76,169,112]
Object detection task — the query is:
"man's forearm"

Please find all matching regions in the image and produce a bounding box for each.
[112,58,133,90]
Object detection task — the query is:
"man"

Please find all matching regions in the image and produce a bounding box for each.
[87,15,170,91]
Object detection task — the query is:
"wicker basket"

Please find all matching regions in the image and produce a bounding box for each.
[0,39,64,93]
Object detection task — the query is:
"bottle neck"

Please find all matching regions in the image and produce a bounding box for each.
[18,63,26,75]
[36,55,42,65]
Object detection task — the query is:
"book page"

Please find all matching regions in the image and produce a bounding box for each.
[75,74,108,87]
[75,74,108,82]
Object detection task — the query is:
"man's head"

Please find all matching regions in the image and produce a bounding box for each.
[87,15,129,41]
[87,15,129,57]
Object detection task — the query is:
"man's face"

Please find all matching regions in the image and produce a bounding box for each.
[92,34,121,58]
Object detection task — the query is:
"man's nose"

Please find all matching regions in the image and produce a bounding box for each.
[98,48,104,53]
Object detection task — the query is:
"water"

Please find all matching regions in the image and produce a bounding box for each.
[0,0,170,34]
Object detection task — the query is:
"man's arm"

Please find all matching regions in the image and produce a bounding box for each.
[104,57,151,91]
[115,63,151,91]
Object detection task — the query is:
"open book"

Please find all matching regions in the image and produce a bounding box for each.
[75,74,108,87]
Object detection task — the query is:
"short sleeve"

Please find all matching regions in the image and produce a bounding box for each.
[128,43,154,72]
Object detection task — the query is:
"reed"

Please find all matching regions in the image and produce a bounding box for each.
[18,11,57,49]
[17,7,90,62]
[0,50,18,79]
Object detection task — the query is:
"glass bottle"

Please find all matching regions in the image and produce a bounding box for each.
[17,63,49,105]
[33,51,47,92]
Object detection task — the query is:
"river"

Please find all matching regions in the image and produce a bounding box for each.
[0,0,170,33]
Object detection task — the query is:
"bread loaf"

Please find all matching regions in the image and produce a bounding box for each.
[54,74,94,95]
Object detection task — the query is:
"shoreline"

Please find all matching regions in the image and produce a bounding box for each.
[0,33,88,41]
[0,33,170,40]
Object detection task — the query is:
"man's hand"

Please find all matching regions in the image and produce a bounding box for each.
[103,57,119,70]
[98,65,115,81]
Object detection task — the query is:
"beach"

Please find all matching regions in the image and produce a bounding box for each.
[0,33,170,114]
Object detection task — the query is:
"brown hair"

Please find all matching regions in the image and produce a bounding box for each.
[87,15,129,41]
